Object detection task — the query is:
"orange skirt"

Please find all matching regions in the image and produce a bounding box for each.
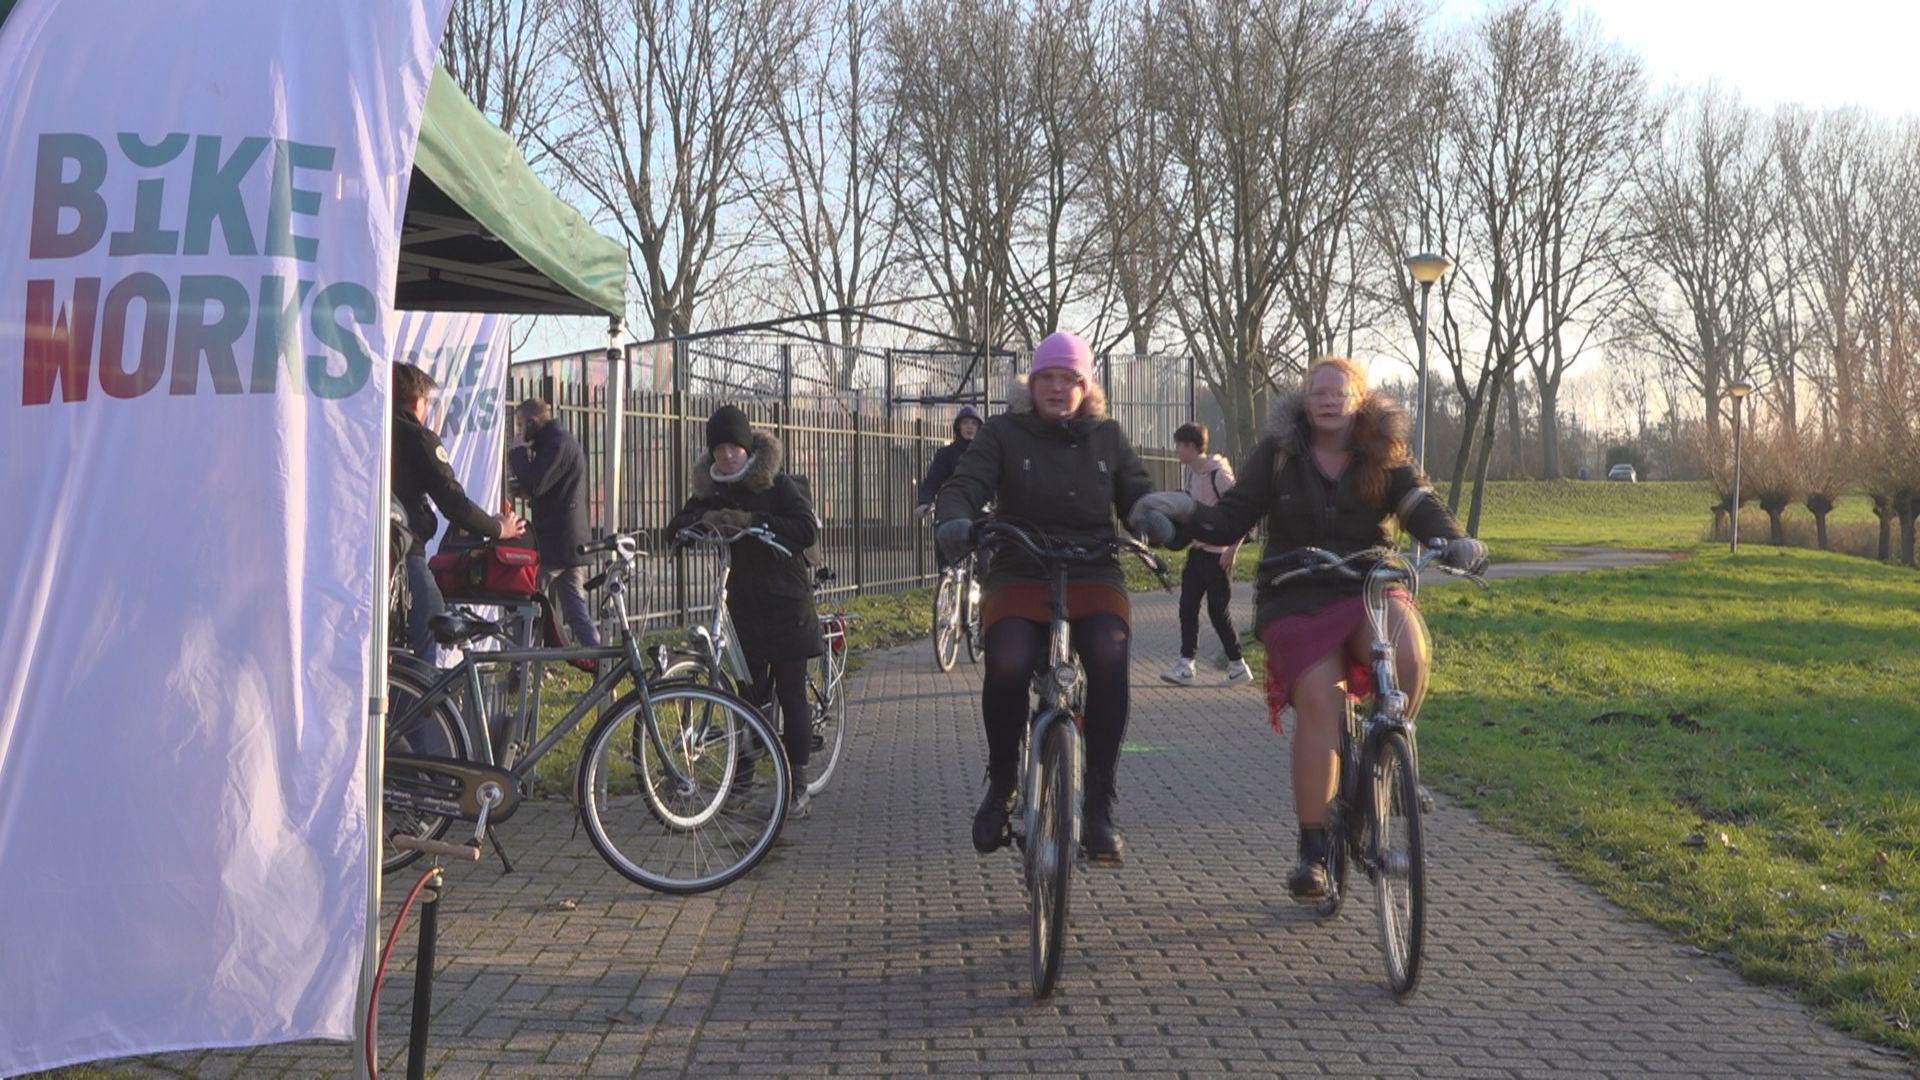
[982,580,1131,629]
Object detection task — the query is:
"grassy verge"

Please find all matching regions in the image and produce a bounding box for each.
[1409,546,1920,1057]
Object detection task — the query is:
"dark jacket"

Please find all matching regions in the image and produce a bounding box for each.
[666,431,823,662]
[933,379,1153,590]
[916,409,979,506]
[917,439,971,507]
[1188,391,1464,629]
[393,407,500,544]
[507,419,590,568]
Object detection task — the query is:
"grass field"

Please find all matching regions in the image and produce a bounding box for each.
[1416,544,1920,1056]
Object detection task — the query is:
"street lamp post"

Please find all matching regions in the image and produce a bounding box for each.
[1405,253,1455,472]
[1726,379,1753,554]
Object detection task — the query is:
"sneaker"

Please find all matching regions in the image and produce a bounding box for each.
[1224,658,1254,684]
[790,784,812,818]
[1160,658,1197,686]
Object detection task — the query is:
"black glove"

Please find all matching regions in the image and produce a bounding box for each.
[1132,508,1176,547]
[935,519,976,562]
[1442,536,1487,574]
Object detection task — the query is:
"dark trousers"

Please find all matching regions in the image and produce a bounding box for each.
[1179,549,1242,662]
[542,565,602,647]
[403,553,446,661]
[981,614,1130,791]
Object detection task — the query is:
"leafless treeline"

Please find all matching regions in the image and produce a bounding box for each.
[440,0,1920,544]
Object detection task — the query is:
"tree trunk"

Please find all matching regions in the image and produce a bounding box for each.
[1466,374,1508,536]
[1446,394,1484,514]
[1814,511,1829,550]
[1900,493,1918,569]
[1766,509,1786,546]
[1504,370,1524,480]
[1539,383,1561,479]
[1874,502,1893,561]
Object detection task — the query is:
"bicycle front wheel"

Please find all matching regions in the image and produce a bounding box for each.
[932,574,961,671]
[1029,715,1078,1000]
[961,575,984,664]
[1369,730,1426,995]
[382,662,473,874]
[577,686,790,894]
[801,650,849,796]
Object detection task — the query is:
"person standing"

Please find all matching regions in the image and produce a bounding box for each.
[391,362,524,660]
[666,405,824,810]
[1160,423,1252,686]
[506,398,599,649]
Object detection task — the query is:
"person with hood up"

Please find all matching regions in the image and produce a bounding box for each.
[1160,423,1253,686]
[666,405,823,810]
[915,405,982,520]
[933,331,1172,863]
[1130,357,1485,900]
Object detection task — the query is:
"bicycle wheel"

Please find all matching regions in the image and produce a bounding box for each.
[577,685,790,894]
[801,650,849,795]
[382,662,473,874]
[1369,730,1426,995]
[1029,715,1077,999]
[932,573,961,671]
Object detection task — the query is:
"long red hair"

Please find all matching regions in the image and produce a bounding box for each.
[1284,356,1412,508]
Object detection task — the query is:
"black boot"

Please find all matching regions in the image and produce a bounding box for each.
[972,762,1019,853]
[1288,826,1331,900]
[1082,773,1126,862]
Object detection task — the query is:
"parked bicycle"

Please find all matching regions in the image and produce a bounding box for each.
[650,523,852,799]
[966,520,1170,999]
[1258,541,1482,995]
[932,550,984,672]
[382,531,791,895]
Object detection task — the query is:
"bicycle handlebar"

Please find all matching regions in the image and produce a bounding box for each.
[970,520,1173,586]
[576,531,648,559]
[673,522,796,559]
[1258,539,1484,587]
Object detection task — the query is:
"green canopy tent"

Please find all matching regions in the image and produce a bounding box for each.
[399,65,624,319]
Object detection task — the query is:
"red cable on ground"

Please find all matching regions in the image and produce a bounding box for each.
[365,866,439,1080]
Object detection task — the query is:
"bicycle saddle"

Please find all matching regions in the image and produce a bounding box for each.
[428,612,505,646]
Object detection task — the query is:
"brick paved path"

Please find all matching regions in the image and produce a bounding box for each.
[137,566,1913,1078]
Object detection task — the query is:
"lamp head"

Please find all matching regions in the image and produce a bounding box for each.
[1405,252,1455,285]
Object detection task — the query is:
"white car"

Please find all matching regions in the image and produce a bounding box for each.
[1607,464,1637,482]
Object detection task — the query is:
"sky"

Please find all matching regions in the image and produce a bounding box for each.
[1435,0,1920,117]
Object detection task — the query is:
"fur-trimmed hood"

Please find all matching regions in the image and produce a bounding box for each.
[692,430,784,496]
[1005,373,1110,422]
[1265,388,1411,465]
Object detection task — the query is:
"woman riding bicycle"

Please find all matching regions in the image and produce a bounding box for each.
[666,405,823,809]
[933,331,1165,862]
[1134,357,1484,899]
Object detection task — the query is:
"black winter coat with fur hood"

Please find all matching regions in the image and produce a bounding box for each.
[933,378,1154,590]
[1188,391,1465,629]
[666,431,824,662]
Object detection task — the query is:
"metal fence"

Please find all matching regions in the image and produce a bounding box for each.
[507,334,1195,631]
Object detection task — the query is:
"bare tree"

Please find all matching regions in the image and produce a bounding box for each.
[442,0,569,155]
[1519,6,1646,479]
[750,0,905,384]
[555,0,815,338]
[1619,88,1777,441]
[1159,0,1419,457]
[878,0,1041,349]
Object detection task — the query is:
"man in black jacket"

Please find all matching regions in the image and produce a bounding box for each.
[392,362,524,659]
[507,398,599,648]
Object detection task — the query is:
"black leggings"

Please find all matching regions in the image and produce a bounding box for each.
[981,614,1130,785]
[751,658,814,770]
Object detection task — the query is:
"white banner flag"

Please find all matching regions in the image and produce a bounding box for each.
[393,310,512,552]
[0,1,452,1073]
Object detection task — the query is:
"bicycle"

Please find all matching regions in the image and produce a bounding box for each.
[382,531,791,895]
[965,520,1170,1000]
[650,523,852,798]
[932,551,983,671]
[1258,541,1482,995]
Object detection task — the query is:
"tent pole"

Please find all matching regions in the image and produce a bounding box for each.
[355,382,394,1080]
[604,318,626,538]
